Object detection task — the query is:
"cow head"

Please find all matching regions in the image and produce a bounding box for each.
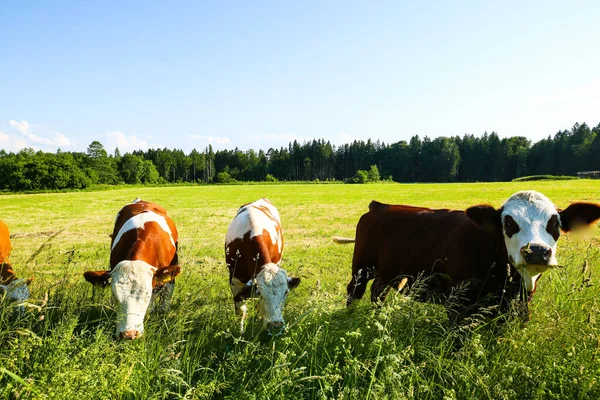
[83,262,181,339]
[255,263,300,334]
[466,190,600,293]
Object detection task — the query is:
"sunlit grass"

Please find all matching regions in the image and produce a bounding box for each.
[1,181,600,398]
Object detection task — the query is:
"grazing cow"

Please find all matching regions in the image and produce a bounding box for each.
[225,198,300,333]
[0,221,33,308]
[334,190,600,321]
[83,198,181,339]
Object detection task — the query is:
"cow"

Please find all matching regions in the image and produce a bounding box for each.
[0,221,33,310]
[83,198,181,339]
[334,190,600,322]
[225,198,300,334]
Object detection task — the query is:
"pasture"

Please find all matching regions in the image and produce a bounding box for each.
[1,181,600,399]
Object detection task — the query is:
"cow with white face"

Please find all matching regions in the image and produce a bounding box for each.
[498,191,564,291]
[225,198,300,334]
[337,190,600,322]
[83,199,181,339]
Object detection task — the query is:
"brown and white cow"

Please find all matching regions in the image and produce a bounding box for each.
[225,198,300,333]
[83,198,181,339]
[0,221,33,308]
[334,190,600,320]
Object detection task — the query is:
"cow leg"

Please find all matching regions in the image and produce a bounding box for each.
[346,266,371,306]
[370,277,392,304]
[151,241,179,313]
[157,280,175,313]
[230,274,251,333]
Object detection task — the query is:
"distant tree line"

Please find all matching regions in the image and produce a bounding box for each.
[0,121,599,191]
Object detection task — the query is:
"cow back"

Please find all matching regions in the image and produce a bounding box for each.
[110,201,178,269]
[225,199,283,282]
[359,202,508,290]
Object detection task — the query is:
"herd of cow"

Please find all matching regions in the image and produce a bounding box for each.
[1,190,600,339]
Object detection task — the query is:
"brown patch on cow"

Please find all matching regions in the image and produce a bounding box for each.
[343,201,515,315]
[503,215,520,238]
[546,215,560,241]
[226,230,282,284]
[84,200,180,289]
[465,204,502,233]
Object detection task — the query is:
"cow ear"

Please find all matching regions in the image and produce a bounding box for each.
[465,205,502,233]
[154,265,181,285]
[83,270,111,287]
[559,202,600,232]
[287,277,301,290]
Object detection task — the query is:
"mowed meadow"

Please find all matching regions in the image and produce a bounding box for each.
[1,181,600,399]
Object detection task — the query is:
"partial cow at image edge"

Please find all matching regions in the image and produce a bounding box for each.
[334,190,600,323]
[0,220,33,313]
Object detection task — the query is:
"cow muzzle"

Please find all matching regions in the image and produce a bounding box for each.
[119,329,142,340]
[520,244,552,266]
[267,320,285,335]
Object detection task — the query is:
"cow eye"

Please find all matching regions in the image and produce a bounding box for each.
[553,219,560,229]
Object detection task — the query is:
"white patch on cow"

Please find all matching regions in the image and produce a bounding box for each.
[111,211,176,251]
[225,198,283,254]
[110,260,156,337]
[501,191,559,292]
[255,263,290,326]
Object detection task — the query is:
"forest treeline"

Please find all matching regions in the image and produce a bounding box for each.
[0,121,599,191]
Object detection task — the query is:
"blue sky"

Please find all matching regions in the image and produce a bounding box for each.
[1,1,599,154]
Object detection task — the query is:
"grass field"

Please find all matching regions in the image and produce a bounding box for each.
[1,181,600,399]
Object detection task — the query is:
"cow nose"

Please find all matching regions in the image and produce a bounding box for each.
[119,329,141,340]
[520,244,552,265]
[267,321,284,333]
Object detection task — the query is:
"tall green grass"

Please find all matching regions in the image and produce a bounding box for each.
[1,181,600,399]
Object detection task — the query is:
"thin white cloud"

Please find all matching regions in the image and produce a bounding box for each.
[104,131,150,153]
[53,132,73,147]
[0,130,29,152]
[4,120,74,150]
[10,119,53,146]
[189,134,232,145]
